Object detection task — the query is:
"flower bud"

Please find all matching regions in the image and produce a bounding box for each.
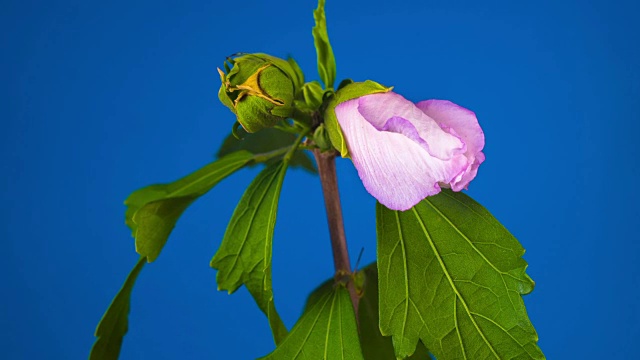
[218,54,299,133]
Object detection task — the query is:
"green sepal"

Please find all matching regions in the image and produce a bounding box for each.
[251,53,304,95]
[90,257,146,360]
[125,151,254,262]
[287,56,305,93]
[231,121,245,140]
[312,0,337,89]
[324,80,392,157]
[217,70,235,112]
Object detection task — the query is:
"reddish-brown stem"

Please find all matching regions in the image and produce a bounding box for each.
[313,149,359,316]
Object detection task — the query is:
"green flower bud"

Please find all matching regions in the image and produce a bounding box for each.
[218,54,300,133]
[312,124,332,152]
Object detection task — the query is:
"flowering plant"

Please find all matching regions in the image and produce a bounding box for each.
[91,1,543,359]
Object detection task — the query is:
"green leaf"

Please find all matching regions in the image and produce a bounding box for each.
[90,257,146,360]
[210,161,290,344]
[312,0,337,89]
[217,128,317,174]
[303,264,430,360]
[377,190,544,359]
[261,284,363,360]
[358,264,430,360]
[323,80,392,157]
[125,151,253,262]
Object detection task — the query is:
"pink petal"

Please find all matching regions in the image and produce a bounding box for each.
[381,116,430,153]
[358,92,465,160]
[416,100,484,155]
[417,100,485,191]
[335,98,466,211]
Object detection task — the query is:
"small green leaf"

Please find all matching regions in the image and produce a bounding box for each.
[312,0,337,89]
[377,190,544,359]
[357,264,430,360]
[323,80,392,157]
[261,284,363,360]
[125,151,253,262]
[90,257,146,360]
[210,161,290,344]
[217,128,316,174]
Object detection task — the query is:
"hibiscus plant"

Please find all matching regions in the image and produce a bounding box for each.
[91,1,543,359]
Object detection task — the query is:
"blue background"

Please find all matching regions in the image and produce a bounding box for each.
[2,0,639,358]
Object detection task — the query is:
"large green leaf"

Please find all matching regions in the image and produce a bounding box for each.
[90,257,146,360]
[358,264,430,360]
[304,265,430,360]
[125,151,253,262]
[217,128,316,174]
[261,284,363,359]
[377,190,543,359]
[210,161,289,344]
[312,0,336,89]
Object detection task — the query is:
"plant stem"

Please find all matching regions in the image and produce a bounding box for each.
[313,149,360,316]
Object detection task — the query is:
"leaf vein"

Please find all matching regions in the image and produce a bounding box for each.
[423,199,521,315]
[394,210,411,349]
[411,207,501,360]
[454,297,468,360]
